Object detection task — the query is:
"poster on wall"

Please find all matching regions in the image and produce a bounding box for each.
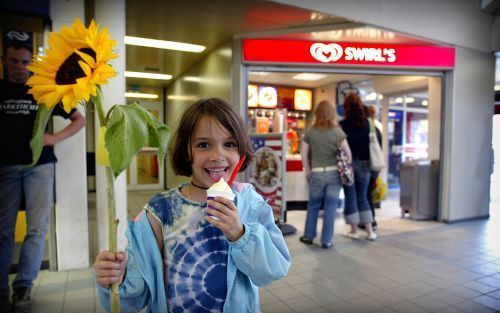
[2,30,34,78]
[248,133,286,221]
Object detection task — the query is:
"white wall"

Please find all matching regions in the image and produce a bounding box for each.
[165,42,233,188]
[492,115,500,202]
[441,47,494,221]
[428,77,442,160]
[271,0,493,53]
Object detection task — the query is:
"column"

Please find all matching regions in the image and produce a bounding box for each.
[50,0,88,270]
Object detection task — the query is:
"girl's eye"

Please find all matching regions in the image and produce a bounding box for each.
[196,142,209,149]
[225,141,237,148]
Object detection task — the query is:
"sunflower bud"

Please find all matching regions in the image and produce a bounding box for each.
[97,126,110,167]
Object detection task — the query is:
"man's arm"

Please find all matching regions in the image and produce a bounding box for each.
[43,110,86,146]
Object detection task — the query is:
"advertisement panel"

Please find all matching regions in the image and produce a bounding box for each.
[248,133,286,221]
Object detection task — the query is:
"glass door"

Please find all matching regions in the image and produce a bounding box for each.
[387,92,429,188]
[127,101,164,190]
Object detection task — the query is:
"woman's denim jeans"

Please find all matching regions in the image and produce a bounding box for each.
[343,159,373,225]
[0,163,54,296]
[303,170,342,245]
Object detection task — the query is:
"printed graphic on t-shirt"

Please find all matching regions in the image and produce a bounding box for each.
[146,189,228,313]
[0,99,37,115]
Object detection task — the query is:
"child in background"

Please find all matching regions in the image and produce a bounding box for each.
[94,98,291,313]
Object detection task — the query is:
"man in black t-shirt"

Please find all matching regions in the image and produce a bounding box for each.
[0,42,85,313]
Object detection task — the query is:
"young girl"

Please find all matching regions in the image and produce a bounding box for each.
[94,98,291,313]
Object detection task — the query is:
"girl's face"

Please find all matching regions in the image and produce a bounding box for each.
[190,116,240,188]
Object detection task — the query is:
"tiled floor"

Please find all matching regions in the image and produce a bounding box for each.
[9,192,500,313]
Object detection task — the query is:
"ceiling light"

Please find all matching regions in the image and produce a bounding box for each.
[167,95,199,101]
[422,100,429,106]
[125,71,172,80]
[365,92,377,101]
[250,72,269,76]
[292,73,326,81]
[124,36,206,53]
[183,76,202,82]
[405,97,415,103]
[125,92,158,99]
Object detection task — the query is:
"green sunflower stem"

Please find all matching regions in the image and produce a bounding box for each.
[105,166,120,313]
[93,87,120,313]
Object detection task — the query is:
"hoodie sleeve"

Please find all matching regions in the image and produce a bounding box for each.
[228,187,291,286]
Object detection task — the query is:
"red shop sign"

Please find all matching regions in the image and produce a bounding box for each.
[242,39,455,69]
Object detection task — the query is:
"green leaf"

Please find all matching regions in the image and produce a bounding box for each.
[29,105,55,167]
[144,111,170,169]
[105,103,149,177]
[127,102,170,170]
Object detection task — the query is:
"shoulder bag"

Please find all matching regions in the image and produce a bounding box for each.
[336,131,354,186]
[368,119,385,171]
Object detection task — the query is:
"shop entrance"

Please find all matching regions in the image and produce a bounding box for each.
[243,68,443,222]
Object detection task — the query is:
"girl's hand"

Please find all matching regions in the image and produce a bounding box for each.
[206,197,244,242]
[93,250,127,288]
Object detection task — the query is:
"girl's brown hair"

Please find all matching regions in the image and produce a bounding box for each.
[169,98,253,177]
[312,100,337,130]
[343,93,367,128]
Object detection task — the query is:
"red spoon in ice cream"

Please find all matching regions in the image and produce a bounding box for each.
[228,155,246,185]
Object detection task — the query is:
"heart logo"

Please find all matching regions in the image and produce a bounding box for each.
[310,43,343,63]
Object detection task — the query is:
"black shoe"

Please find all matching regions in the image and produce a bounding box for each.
[12,287,31,313]
[321,242,333,249]
[0,293,11,313]
[358,222,377,231]
[299,236,313,244]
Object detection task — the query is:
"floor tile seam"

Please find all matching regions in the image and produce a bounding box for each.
[450,298,497,312]
[58,272,70,313]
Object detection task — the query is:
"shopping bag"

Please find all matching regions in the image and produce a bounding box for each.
[371,176,387,203]
[368,119,385,171]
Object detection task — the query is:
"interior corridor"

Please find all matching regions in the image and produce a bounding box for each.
[9,192,500,313]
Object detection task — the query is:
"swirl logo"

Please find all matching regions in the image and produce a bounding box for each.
[6,31,30,42]
[310,43,343,63]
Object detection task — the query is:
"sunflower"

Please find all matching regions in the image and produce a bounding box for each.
[26,19,118,112]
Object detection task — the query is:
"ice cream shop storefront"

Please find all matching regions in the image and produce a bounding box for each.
[235,34,458,224]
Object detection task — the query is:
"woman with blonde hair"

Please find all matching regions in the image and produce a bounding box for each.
[299,100,352,248]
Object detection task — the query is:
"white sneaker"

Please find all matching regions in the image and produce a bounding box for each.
[367,232,378,241]
[343,232,359,240]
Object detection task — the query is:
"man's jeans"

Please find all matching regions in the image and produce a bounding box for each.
[303,171,342,245]
[0,163,54,296]
[343,159,373,225]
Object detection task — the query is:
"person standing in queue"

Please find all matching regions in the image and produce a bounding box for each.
[340,94,378,241]
[359,105,382,231]
[299,100,351,249]
[0,42,86,313]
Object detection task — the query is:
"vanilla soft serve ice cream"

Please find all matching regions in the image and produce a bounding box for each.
[206,177,235,201]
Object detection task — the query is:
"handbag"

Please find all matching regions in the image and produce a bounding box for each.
[336,134,354,186]
[368,119,385,171]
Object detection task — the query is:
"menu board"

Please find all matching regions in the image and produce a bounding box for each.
[258,86,278,108]
[248,83,313,111]
[294,89,312,111]
[248,84,258,107]
[277,87,294,110]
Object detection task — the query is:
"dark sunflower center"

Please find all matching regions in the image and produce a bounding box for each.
[55,48,96,85]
